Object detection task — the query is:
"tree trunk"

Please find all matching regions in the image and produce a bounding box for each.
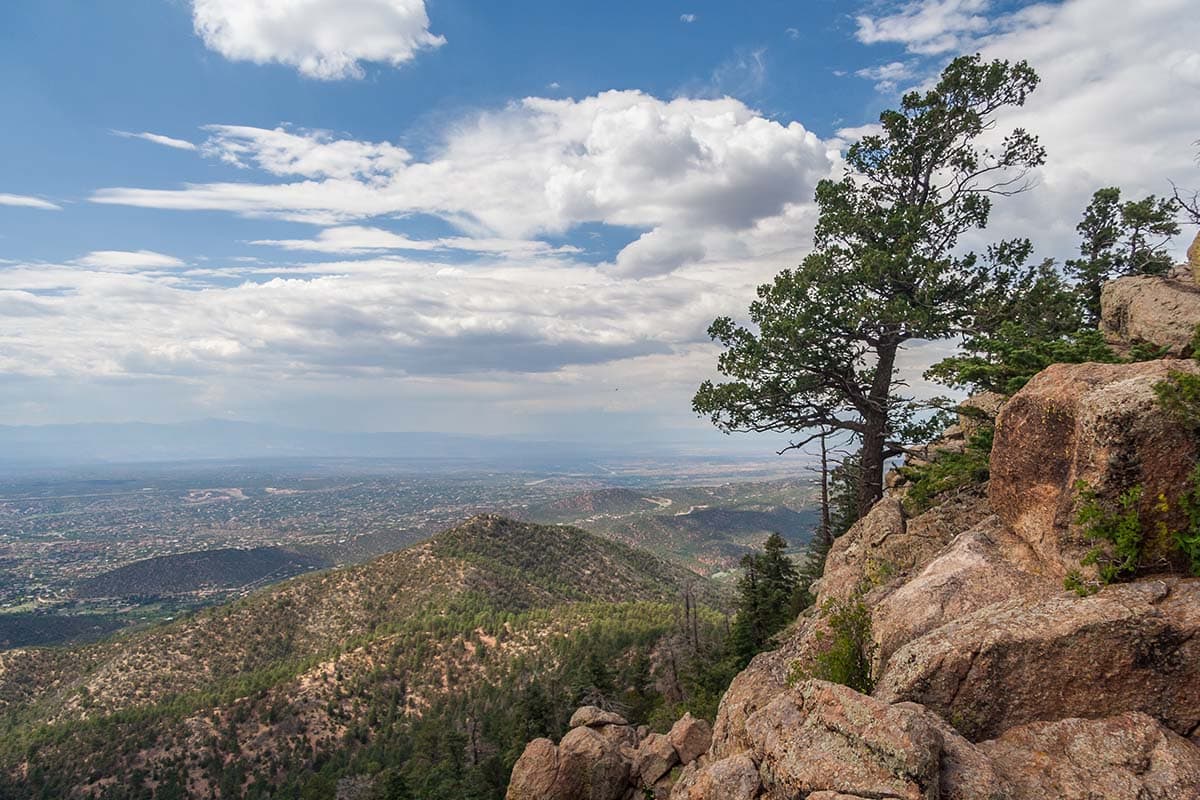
[857,414,886,518]
[857,339,899,518]
[818,432,832,549]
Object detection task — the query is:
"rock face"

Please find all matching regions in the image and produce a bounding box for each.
[869,515,1055,672]
[669,754,759,800]
[876,578,1200,740]
[742,681,944,800]
[1101,273,1200,357]
[1189,231,1200,285]
[989,360,1200,576]
[978,712,1200,800]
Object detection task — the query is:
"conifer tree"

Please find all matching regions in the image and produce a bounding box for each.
[695,55,1045,517]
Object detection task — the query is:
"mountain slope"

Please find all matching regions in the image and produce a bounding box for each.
[0,515,722,799]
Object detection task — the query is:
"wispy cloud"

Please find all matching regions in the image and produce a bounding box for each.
[0,193,61,211]
[855,60,917,92]
[680,13,697,23]
[72,250,186,271]
[113,130,198,151]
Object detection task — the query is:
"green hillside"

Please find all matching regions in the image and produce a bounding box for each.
[0,516,727,799]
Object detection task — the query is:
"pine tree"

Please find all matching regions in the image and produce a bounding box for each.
[695,55,1045,517]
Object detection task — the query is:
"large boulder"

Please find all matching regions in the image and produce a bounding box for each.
[571,706,628,728]
[742,681,945,800]
[506,738,566,800]
[977,712,1200,800]
[506,716,637,800]
[632,733,678,787]
[875,578,1200,741]
[667,713,712,765]
[1101,273,1200,357]
[989,360,1200,576]
[669,754,759,800]
[870,516,1056,672]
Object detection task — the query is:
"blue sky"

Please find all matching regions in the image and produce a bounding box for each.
[1,0,1198,451]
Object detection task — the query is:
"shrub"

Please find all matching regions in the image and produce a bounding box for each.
[898,425,994,515]
[789,595,875,694]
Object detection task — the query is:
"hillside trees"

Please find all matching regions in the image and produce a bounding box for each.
[730,533,803,667]
[694,55,1045,518]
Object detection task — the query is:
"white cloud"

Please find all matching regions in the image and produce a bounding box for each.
[680,13,697,23]
[856,0,998,54]
[72,250,186,271]
[113,131,197,151]
[854,60,917,91]
[191,0,444,80]
[201,125,410,181]
[785,27,800,40]
[0,193,61,211]
[251,225,580,257]
[93,91,834,276]
[967,0,1200,260]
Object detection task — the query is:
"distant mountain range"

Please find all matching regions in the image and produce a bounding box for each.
[0,419,607,467]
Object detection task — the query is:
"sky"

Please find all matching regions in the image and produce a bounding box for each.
[1,0,1198,452]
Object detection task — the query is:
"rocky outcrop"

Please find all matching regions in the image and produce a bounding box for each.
[512,344,1200,799]
[508,706,706,800]
[685,682,1200,800]
[507,707,637,800]
[876,578,1200,740]
[1101,273,1200,357]
[869,516,1054,671]
[990,360,1200,576]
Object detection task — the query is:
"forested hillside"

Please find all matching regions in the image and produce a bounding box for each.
[0,516,729,799]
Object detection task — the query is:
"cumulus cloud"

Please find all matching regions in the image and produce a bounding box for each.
[191,0,445,80]
[680,13,697,23]
[0,193,61,211]
[72,250,186,271]
[113,131,197,150]
[93,91,834,276]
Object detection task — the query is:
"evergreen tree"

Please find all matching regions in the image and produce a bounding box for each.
[730,534,802,666]
[927,250,1118,394]
[1066,187,1180,324]
[695,55,1045,517]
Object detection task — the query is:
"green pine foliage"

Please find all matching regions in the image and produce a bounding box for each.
[787,594,875,694]
[729,534,805,668]
[898,425,995,515]
[1066,188,1181,324]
